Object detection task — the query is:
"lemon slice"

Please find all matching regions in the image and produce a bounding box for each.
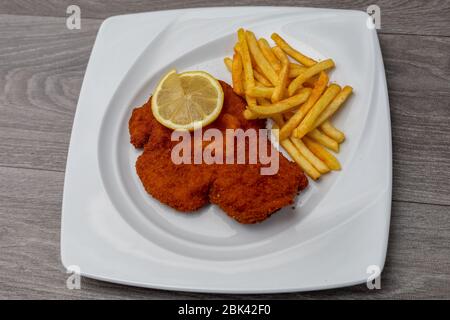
[152,69,224,131]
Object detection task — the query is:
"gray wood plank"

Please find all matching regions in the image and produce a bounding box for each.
[0,0,449,36]
[0,15,449,205]
[0,15,101,172]
[379,34,450,205]
[0,166,448,299]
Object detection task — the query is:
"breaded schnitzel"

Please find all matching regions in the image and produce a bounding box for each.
[129,81,308,223]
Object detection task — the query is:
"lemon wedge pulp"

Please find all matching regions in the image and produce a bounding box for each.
[151,69,224,131]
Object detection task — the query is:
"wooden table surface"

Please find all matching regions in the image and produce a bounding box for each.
[0,0,449,299]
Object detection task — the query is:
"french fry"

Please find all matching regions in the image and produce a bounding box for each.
[283,139,321,180]
[266,109,287,146]
[235,43,256,68]
[294,84,341,138]
[289,67,305,78]
[312,86,353,129]
[242,100,260,121]
[304,74,320,88]
[237,28,255,89]
[246,31,279,86]
[245,100,297,120]
[236,43,274,87]
[271,46,289,103]
[247,86,275,99]
[275,61,308,78]
[247,88,311,117]
[279,72,328,140]
[290,63,314,82]
[287,59,335,96]
[272,64,288,102]
[271,33,317,67]
[290,63,305,70]
[290,137,330,173]
[272,46,288,67]
[243,109,263,120]
[245,95,257,105]
[243,97,270,120]
[232,53,244,96]
[253,69,273,87]
[307,128,339,152]
[281,51,308,69]
[273,124,321,180]
[244,99,286,122]
[289,73,319,88]
[244,95,258,116]
[257,97,271,105]
[258,38,281,72]
[243,84,259,118]
[320,120,345,143]
[264,99,286,126]
[224,57,233,72]
[303,137,341,170]
[237,29,261,120]
[243,109,254,119]
[255,80,269,87]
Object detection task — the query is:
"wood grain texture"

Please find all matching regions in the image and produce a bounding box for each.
[0,0,450,36]
[0,6,449,299]
[0,166,448,299]
[379,34,450,206]
[0,15,101,172]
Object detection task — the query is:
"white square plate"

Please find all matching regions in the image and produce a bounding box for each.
[61,6,392,293]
